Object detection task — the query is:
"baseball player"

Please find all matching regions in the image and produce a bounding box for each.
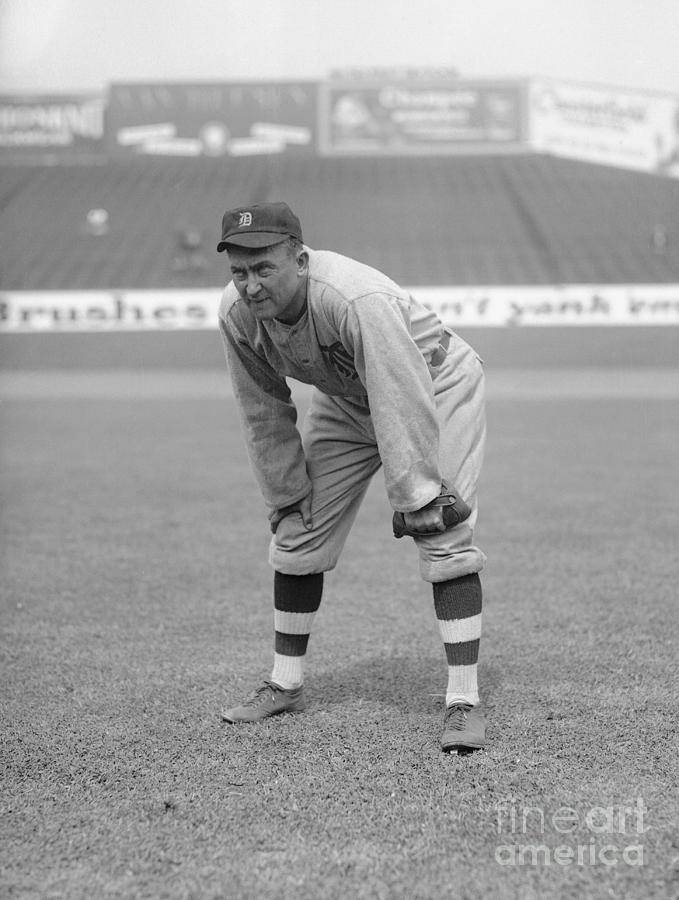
[217,202,487,752]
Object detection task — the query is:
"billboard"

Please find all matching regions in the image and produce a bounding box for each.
[412,285,679,327]
[105,82,318,157]
[0,290,220,332]
[0,94,105,159]
[319,80,526,155]
[531,79,679,177]
[3,285,678,332]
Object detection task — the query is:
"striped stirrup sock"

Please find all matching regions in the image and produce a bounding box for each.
[433,573,483,707]
[270,571,323,689]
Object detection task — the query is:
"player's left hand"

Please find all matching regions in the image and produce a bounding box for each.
[402,505,446,534]
[270,492,313,533]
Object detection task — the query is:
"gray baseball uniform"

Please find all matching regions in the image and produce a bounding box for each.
[219,247,486,583]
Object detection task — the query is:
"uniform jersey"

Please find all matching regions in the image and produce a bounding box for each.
[218,247,450,515]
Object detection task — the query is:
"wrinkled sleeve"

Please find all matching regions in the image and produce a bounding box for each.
[341,294,442,512]
[219,315,311,511]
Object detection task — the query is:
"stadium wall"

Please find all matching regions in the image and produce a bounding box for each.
[2,327,678,370]
[1,285,678,369]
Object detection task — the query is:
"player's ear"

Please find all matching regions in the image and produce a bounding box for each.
[295,250,309,275]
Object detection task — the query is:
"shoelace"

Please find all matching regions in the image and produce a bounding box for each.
[246,682,278,706]
[445,704,472,730]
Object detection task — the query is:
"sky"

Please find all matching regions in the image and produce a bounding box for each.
[0,0,677,95]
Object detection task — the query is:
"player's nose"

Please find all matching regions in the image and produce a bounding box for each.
[246,273,262,296]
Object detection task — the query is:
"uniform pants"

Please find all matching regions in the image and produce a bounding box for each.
[270,333,486,583]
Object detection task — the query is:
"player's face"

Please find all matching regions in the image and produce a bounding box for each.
[227,243,308,324]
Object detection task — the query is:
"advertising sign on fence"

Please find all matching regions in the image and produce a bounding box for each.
[531,79,679,177]
[2,285,678,332]
[319,80,526,155]
[0,290,220,331]
[412,284,679,327]
[105,82,318,157]
[0,95,105,159]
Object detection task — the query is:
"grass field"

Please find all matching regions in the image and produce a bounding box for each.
[1,369,678,900]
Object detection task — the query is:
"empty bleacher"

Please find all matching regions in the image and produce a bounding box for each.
[2,154,678,291]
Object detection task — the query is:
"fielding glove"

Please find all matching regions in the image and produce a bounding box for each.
[393,487,472,539]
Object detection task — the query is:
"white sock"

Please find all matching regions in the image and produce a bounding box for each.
[446,663,480,708]
[271,652,304,690]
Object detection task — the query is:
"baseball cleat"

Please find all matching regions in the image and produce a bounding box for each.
[221,680,306,723]
[441,703,486,752]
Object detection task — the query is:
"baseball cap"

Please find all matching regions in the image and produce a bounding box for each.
[217,201,303,251]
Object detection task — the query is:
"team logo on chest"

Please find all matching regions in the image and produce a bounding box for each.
[319,341,358,380]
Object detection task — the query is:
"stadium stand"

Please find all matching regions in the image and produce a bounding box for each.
[2,154,678,290]
[2,154,677,369]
